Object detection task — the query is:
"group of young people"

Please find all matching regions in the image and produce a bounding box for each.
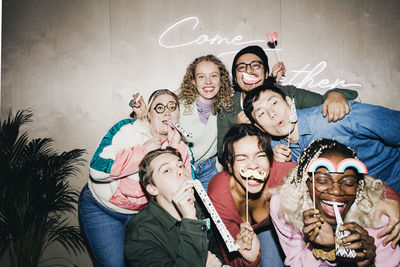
[78,45,400,267]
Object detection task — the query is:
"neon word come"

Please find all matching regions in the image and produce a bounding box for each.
[158,17,362,89]
[158,16,266,48]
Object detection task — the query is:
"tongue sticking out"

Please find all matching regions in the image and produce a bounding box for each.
[242,73,261,85]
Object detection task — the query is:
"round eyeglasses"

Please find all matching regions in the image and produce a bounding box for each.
[236,61,263,72]
[153,101,177,114]
[307,172,358,196]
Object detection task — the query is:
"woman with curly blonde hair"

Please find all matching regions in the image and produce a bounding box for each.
[177,54,233,191]
[269,139,400,266]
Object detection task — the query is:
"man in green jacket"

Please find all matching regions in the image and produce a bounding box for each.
[124,147,222,267]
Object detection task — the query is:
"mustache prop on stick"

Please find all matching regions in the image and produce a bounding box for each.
[239,168,267,223]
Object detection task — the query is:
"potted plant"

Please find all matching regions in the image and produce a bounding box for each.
[0,110,86,267]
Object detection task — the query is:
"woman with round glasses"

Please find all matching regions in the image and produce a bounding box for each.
[269,139,400,266]
[78,89,192,267]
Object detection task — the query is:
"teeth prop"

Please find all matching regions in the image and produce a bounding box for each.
[128,94,142,108]
[239,168,267,180]
[192,179,240,252]
[169,120,193,139]
[332,203,356,259]
[242,73,261,84]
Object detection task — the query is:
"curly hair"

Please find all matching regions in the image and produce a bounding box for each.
[273,139,385,230]
[177,55,233,115]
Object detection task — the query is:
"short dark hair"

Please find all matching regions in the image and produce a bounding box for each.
[243,83,287,125]
[139,147,183,198]
[221,124,273,173]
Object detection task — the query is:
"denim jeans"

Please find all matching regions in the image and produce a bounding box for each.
[194,156,219,192]
[257,226,285,267]
[78,184,134,267]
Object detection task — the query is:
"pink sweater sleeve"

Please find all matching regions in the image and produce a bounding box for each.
[270,194,335,267]
[110,145,147,179]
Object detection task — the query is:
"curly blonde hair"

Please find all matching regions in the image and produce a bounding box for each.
[272,139,385,231]
[177,55,232,115]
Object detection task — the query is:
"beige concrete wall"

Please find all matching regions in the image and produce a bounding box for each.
[1,0,399,266]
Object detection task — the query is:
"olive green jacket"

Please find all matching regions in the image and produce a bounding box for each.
[124,198,222,266]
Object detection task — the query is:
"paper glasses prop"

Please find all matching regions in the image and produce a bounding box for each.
[307,158,367,259]
[239,168,267,224]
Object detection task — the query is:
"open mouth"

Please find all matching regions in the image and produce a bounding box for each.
[203,86,215,93]
[321,200,346,218]
[242,73,261,85]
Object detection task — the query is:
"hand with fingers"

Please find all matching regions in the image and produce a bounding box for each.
[271,61,286,83]
[273,144,292,162]
[235,222,260,264]
[338,222,376,267]
[143,137,163,152]
[302,209,335,248]
[130,93,147,119]
[375,198,400,248]
[322,91,350,122]
[167,121,182,147]
[172,180,196,220]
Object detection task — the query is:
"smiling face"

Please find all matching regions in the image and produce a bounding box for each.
[230,135,270,194]
[251,90,294,137]
[235,53,268,93]
[147,94,180,137]
[307,152,358,226]
[146,152,192,203]
[192,60,221,104]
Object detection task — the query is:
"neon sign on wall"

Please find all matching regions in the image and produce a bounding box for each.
[158,16,361,90]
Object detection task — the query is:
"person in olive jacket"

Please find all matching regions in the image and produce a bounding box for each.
[124,147,223,267]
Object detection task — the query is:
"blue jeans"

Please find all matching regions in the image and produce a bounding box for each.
[78,184,135,267]
[194,156,219,192]
[257,226,285,267]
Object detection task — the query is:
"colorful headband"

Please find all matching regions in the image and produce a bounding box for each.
[306,158,368,174]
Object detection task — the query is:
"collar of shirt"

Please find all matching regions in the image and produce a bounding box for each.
[146,198,180,231]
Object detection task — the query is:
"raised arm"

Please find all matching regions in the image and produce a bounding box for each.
[277,84,358,122]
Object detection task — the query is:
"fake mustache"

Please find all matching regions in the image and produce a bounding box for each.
[239,168,267,181]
